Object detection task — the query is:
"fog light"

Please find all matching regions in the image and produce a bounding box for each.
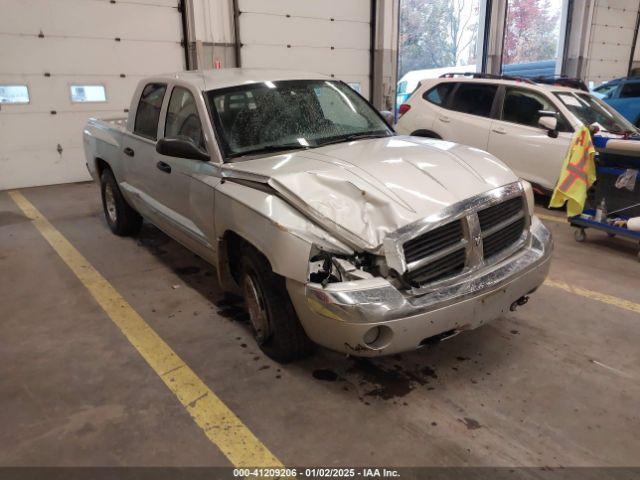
[363,326,381,345]
[362,325,393,349]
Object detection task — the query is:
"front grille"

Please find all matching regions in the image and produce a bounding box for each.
[405,248,466,286]
[477,196,523,230]
[477,196,525,259]
[403,220,465,286]
[483,217,526,258]
[403,220,464,264]
[398,194,528,289]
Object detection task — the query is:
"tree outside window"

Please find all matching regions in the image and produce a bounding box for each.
[502,0,562,66]
[398,0,480,79]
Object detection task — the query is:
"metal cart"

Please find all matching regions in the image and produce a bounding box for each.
[568,137,640,260]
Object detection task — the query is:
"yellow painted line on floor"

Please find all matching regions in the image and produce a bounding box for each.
[545,278,640,315]
[8,190,282,468]
[536,212,567,224]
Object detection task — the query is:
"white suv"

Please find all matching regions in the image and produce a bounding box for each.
[396,75,637,192]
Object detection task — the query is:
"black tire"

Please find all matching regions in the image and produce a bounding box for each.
[100,168,142,236]
[240,245,314,363]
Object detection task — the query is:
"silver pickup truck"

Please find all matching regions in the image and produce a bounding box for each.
[83,69,552,362]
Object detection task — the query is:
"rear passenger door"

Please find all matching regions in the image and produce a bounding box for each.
[487,87,573,190]
[121,82,168,216]
[438,82,498,149]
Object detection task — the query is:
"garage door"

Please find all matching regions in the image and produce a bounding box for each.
[0,0,186,190]
[237,0,373,99]
[585,0,639,84]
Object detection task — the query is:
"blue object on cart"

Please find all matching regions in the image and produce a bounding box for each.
[592,135,609,149]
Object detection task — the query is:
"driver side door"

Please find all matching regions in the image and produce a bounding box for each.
[153,85,213,250]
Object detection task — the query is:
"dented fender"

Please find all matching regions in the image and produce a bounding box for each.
[214,179,353,284]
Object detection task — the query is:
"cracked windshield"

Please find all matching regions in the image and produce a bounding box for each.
[207,80,392,159]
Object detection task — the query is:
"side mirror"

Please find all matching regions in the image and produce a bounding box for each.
[538,116,558,138]
[379,110,395,127]
[156,138,209,161]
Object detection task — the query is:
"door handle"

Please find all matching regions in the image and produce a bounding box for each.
[438,116,451,123]
[492,127,507,135]
[156,161,172,174]
[123,147,135,157]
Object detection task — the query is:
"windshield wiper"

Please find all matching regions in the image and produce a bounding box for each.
[228,143,309,159]
[316,132,392,147]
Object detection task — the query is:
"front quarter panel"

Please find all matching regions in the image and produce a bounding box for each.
[214,180,352,283]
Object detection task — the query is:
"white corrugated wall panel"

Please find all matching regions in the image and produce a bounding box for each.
[237,0,372,98]
[0,0,185,190]
[586,0,640,83]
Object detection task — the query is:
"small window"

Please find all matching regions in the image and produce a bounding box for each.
[70,85,106,103]
[0,85,29,104]
[620,82,640,98]
[165,87,205,150]
[134,83,167,140]
[423,83,455,106]
[449,83,498,117]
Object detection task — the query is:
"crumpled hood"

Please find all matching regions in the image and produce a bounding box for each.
[224,136,519,251]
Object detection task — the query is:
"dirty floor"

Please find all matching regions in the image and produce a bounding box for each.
[1,182,639,467]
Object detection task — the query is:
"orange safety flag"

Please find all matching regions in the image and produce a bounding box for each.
[549,125,597,217]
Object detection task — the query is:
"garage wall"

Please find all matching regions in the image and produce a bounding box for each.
[583,0,640,83]
[0,0,186,190]
[235,0,373,99]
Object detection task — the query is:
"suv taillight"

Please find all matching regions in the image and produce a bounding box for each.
[398,103,411,117]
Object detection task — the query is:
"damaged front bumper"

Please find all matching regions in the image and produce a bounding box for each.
[287,216,552,356]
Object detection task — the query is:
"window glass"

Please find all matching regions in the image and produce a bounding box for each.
[554,92,637,134]
[165,87,205,150]
[313,84,368,129]
[70,85,106,102]
[501,87,570,131]
[134,83,166,140]
[449,83,497,117]
[620,82,640,98]
[501,0,563,77]
[398,0,482,84]
[593,83,618,99]
[0,85,29,104]
[423,83,455,106]
[206,80,392,159]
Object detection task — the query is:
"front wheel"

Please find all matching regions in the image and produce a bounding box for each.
[100,168,142,236]
[240,246,314,363]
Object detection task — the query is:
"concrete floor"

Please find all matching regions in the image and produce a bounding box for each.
[1,182,639,467]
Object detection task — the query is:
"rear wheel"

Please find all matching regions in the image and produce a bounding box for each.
[240,245,314,363]
[100,168,142,236]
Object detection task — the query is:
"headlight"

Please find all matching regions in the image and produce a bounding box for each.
[308,246,375,286]
[521,180,535,218]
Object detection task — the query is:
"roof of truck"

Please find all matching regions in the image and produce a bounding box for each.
[158,69,332,91]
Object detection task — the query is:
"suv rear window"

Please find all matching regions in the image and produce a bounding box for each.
[423,83,455,106]
[449,83,497,117]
